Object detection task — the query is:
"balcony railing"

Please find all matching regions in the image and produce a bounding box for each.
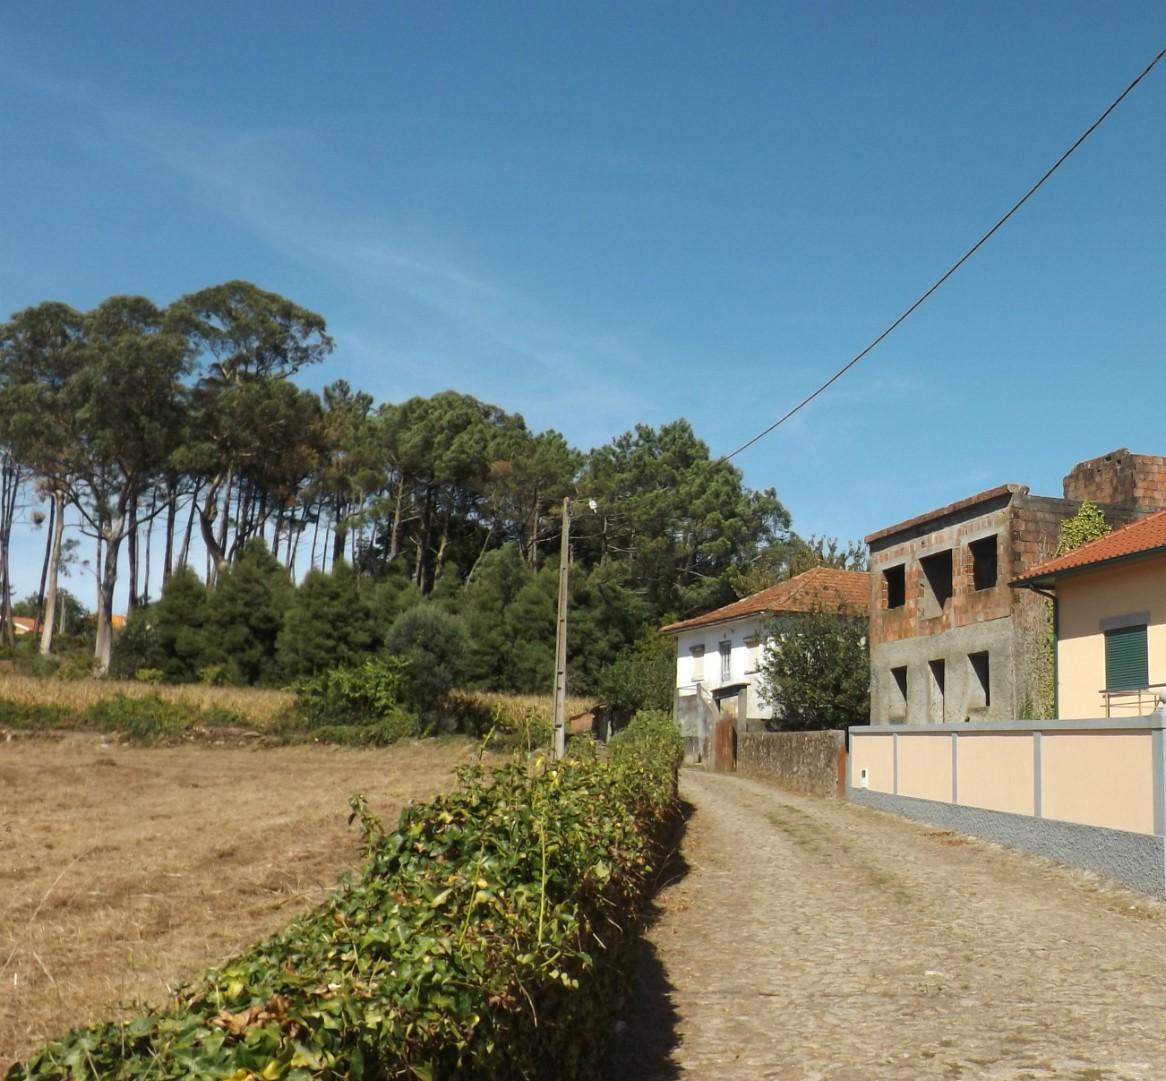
[1100,683,1166,718]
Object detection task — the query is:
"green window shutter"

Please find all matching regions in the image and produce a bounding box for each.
[1105,625,1148,691]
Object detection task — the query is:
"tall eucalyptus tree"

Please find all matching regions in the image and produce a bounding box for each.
[170,281,332,581]
[0,302,86,653]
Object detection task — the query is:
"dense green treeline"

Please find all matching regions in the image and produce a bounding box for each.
[0,280,809,687]
[110,538,675,705]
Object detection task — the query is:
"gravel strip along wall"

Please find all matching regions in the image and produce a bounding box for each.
[850,713,1166,896]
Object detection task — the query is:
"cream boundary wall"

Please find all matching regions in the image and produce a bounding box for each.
[1041,730,1154,834]
[1056,553,1166,719]
[851,718,1161,836]
[895,734,952,803]
[956,733,1034,816]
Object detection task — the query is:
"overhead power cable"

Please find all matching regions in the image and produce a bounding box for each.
[719,44,1166,465]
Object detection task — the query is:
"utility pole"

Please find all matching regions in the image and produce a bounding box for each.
[551,496,570,760]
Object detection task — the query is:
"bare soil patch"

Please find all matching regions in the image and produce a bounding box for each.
[0,733,480,1069]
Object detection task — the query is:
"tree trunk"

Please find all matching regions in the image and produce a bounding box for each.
[271,506,283,564]
[525,487,541,567]
[389,478,408,564]
[126,493,140,613]
[162,479,178,586]
[93,519,125,676]
[309,503,322,571]
[87,483,161,674]
[142,488,156,606]
[213,470,234,567]
[414,488,433,590]
[434,519,449,581]
[94,533,103,615]
[332,504,348,569]
[39,490,66,656]
[199,470,233,584]
[233,478,248,551]
[36,493,54,629]
[0,458,22,648]
[466,524,494,582]
[288,509,304,577]
[178,480,201,571]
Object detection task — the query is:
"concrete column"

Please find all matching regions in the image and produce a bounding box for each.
[1033,731,1043,819]
[1152,727,1165,837]
[951,733,959,804]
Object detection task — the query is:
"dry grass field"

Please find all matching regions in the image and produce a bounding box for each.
[0,674,295,726]
[0,733,483,1070]
[0,676,596,737]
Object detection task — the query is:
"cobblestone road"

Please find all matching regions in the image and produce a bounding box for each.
[607,769,1166,1080]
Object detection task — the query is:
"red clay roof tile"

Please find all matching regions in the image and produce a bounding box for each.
[659,566,869,634]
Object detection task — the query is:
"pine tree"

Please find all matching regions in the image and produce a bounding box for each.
[151,566,215,683]
[208,539,293,685]
[277,562,378,679]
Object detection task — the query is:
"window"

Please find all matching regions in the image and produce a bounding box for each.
[719,641,732,682]
[928,659,945,723]
[690,645,705,682]
[745,635,760,673]
[1105,625,1148,691]
[883,564,906,609]
[889,666,908,720]
[920,550,954,617]
[969,536,998,591]
[968,651,990,709]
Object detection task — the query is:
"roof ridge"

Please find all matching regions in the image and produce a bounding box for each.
[659,566,869,635]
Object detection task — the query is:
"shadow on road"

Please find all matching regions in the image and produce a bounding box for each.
[603,797,694,1081]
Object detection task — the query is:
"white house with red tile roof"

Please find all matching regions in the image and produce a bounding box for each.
[661,567,869,756]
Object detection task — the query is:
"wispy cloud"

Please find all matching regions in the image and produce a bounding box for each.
[3,57,655,436]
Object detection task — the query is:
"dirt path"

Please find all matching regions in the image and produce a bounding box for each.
[609,769,1166,1080]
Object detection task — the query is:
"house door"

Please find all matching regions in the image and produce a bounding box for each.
[713,713,737,772]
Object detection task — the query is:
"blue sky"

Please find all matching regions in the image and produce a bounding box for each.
[2,3,1165,603]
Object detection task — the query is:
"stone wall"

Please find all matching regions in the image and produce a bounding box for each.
[736,730,846,797]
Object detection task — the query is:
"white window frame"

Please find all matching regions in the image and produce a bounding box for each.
[690,645,705,682]
[719,640,732,682]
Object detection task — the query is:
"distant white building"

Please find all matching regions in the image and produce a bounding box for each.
[660,567,869,761]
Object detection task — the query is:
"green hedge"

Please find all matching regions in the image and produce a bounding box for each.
[8,711,683,1081]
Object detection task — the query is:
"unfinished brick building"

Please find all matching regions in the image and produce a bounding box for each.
[866,450,1166,725]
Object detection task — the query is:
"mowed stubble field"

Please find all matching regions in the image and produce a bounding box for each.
[0,733,483,1070]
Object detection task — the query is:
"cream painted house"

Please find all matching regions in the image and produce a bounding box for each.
[661,567,869,759]
[1014,509,1166,718]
